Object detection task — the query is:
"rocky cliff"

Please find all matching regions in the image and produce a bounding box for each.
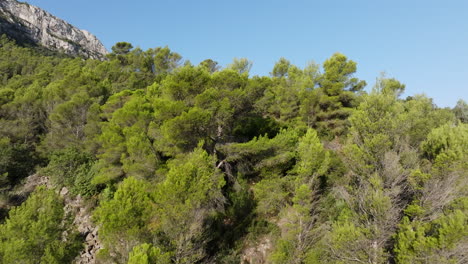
[0,0,108,59]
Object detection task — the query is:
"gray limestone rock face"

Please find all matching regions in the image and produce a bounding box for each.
[0,0,108,59]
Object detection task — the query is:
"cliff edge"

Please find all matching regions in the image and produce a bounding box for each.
[0,0,108,59]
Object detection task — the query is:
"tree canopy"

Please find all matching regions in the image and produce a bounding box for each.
[0,34,466,264]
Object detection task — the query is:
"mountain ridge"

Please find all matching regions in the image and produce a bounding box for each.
[0,0,108,59]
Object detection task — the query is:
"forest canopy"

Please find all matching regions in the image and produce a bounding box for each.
[0,35,467,264]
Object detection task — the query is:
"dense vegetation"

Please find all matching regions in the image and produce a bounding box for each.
[0,35,467,263]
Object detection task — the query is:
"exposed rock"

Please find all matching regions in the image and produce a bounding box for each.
[241,236,273,264]
[60,186,69,196]
[19,173,50,194]
[62,194,102,264]
[85,232,94,242]
[0,174,50,213]
[0,0,108,59]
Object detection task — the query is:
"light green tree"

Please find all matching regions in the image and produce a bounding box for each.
[271,57,291,78]
[94,177,154,263]
[0,187,81,263]
[127,243,171,264]
[152,146,225,263]
[228,57,252,74]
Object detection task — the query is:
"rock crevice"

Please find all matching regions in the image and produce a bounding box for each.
[62,190,101,264]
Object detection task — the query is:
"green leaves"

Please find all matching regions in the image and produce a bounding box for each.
[111,42,134,55]
[127,243,171,264]
[40,147,93,189]
[0,187,80,264]
[93,91,159,184]
[93,147,226,263]
[156,107,212,154]
[151,147,225,263]
[421,123,468,163]
[313,53,366,137]
[2,35,468,264]
[373,73,406,97]
[294,128,330,182]
[321,53,366,95]
[159,65,210,103]
[155,146,225,211]
[221,128,299,178]
[453,99,468,123]
[94,177,153,236]
[94,177,154,262]
[227,58,252,74]
[394,201,468,264]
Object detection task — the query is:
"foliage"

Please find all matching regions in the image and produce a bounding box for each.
[0,35,466,263]
[40,147,94,189]
[453,99,468,123]
[152,146,225,263]
[127,243,171,264]
[111,42,134,55]
[314,53,366,137]
[94,177,154,263]
[0,187,82,263]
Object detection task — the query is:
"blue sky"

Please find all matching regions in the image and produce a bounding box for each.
[25,0,468,107]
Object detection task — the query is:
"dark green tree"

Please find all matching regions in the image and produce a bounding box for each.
[199,59,221,73]
[112,42,134,55]
[315,53,366,137]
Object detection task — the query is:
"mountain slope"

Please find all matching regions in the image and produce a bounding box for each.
[0,0,107,59]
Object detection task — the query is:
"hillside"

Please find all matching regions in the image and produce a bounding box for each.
[0,3,467,264]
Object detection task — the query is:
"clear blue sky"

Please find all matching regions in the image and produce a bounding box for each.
[25,0,468,107]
